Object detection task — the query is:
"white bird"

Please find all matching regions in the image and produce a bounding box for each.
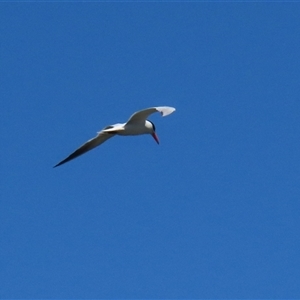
[54,106,176,167]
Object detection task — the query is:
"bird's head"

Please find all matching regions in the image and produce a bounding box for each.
[148,120,159,144]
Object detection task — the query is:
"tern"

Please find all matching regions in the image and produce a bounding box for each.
[54,106,176,167]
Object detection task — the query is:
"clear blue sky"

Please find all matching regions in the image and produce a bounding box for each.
[1,2,300,299]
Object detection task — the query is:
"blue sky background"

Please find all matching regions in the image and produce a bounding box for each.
[1,2,300,299]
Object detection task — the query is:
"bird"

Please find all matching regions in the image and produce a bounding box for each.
[53,106,176,167]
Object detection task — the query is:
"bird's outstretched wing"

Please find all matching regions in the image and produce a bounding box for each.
[53,129,115,168]
[126,106,176,124]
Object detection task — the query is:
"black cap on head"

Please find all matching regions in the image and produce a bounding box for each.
[148,120,156,132]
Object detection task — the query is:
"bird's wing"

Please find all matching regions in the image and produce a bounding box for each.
[54,128,115,168]
[126,106,176,124]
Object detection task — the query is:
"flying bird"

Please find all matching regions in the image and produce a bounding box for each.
[54,106,176,167]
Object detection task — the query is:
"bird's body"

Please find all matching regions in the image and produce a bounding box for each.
[102,120,153,135]
[54,106,175,167]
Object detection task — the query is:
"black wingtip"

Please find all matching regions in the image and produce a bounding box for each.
[53,161,64,168]
[53,156,74,168]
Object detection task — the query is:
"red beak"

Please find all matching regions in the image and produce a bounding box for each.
[151,132,160,144]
